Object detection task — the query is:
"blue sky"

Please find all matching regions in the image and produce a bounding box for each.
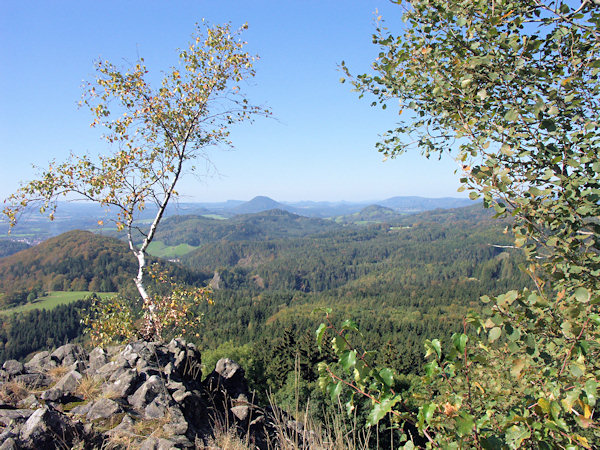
[0,0,463,203]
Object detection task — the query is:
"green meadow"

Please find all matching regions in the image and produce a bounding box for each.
[146,241,199,258]
[0,291,117,316]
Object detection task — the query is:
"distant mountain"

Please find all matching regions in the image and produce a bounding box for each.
[379,196,473,212]
[0,230,137,294]
[336,204,404,224]
[398,202,499,226]
[0,230,209,303]
[1,196,474,242]
[0,240,31,258]
[231,196,295,215]
[154,209,341,246]
[284,201,366,218]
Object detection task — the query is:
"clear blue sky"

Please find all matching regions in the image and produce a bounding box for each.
[0,0,463,203]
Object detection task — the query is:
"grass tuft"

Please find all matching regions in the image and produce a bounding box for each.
[0,380,30,406]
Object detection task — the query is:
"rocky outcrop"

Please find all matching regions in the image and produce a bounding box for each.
[0,339,309,449]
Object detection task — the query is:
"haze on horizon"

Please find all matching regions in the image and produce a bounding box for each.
[0,1,465,204]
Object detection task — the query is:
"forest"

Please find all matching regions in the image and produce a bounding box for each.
[0,203,530,412]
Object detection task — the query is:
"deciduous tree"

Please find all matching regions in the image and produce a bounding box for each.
[321,0,600,447]
[3,22,269,338]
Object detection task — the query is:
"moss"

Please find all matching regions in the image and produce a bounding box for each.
[63,399,88,412]
[92,412,127,433]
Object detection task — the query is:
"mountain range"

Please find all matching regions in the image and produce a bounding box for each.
[1,195,474,244]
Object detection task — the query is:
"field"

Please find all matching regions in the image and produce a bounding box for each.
[0,291,117,316]
[146,241,199,258]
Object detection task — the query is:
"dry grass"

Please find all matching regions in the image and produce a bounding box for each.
[0,380,30,406]
[47,365,70,382]
[132,412,173,439]
[102,430,137,450]
[99,386,122,401]
[101,414,173,450]
[199,426,253,450]
[75,375,102,400]
[318,405,372,450]
[266,385,372,450]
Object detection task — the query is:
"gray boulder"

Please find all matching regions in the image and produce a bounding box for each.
[1,360,24,377]
[86,398,122,421]
[41,370,82,401]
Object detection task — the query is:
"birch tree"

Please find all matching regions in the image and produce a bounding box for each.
[3,22,269,338]
[320,1,600,447]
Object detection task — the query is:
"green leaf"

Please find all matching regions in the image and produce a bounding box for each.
[367,395,400,426]
[316,323,327,350]
[488,326,502,343]
[418,402,436,428]
[585,379,597,407]
[423,360,439,377]
[354,360,370,384]
[574,287,590,303]
[345,392,355,416]
[456,412,475,437]
[510,358,525,378]
[379,367,394,387]
[340,350,357,371]
[505,425,531,447]
[424,339,442,360]
[538,398,551,414]
[332,335,347,353]
[328,380,343,402]
[504,108,519,121]
[341,319,360,333]
[550,400,561,421]
[452,333,468,353]
[540,119,556,131]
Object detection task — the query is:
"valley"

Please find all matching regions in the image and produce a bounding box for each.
[0,200,529,396]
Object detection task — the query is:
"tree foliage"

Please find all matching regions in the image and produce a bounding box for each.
[3,22,268,338]
[320,0,600,447]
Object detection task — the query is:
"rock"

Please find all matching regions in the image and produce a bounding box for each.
[2,360,24,377]
[13,373,49,389]
[41,370,82,401]
[0,339,293,449]
[108,365,133,382]
[109,413,135,435]
[55,370,82,393]
[145,397,169,419]
[162,405,187,436]
[70,402,92,416]
[231,404,250,421]
[139,436,179,450]
[17,394,39,409]
[86,397,122,421]
[20,407,50,441]
[207,358,249,399]
[105,367,140,397]
[166,379,185,392]
[24,351,54,371]
[40,388,62,402]
[128,375,162,410]
[0,409,34,427]
[50,343,87,367]
[96,360,123,379]
[88,347,108,371]
[0,437,18,450]
[172,389,190,403]
[20,406,75,443]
